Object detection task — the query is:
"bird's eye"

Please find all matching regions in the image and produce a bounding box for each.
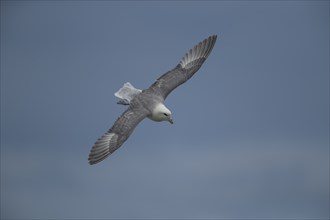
[163,113,168,116]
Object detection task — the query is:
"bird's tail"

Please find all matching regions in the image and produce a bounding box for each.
[114,82,142,105]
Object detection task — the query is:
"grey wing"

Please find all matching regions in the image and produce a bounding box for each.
[88,107,147,165]
[149,35,217,99]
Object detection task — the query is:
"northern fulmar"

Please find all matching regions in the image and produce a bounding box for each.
[88,35,217,165]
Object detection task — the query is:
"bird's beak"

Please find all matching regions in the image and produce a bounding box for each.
[169,118,174,124]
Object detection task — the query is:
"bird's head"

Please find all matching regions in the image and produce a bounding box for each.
[150,103,173,124]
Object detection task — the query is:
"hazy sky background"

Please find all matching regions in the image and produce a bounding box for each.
[1,1,329,219]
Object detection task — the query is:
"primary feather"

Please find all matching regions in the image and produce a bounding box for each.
[150,35,217,99]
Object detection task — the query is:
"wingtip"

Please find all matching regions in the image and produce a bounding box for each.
[88,132,118,165]
[203,34,217,43]
[179,34,217,69]
[209,34,218,39]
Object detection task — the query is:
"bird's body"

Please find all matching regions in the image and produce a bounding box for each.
[88,35,217,165]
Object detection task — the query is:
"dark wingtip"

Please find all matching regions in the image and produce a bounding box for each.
[88,132,118,165]
[179,34,217,69]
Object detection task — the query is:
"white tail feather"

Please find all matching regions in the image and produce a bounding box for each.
[114,82,142,104]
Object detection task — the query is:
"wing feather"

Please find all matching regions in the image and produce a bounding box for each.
[149,35,217,99]
[88,107,147,165]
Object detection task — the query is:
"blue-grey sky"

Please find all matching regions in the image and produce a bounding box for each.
[1,1,329,219]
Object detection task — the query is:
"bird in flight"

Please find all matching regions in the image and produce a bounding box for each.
[88,35,217,165]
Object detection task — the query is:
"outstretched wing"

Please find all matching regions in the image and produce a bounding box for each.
[149,35,217,99]
[88,106,147,165]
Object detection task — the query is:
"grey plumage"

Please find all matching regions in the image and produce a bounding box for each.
[88,35,217,165]
[88,107,147,165]
[150,35,217,99]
